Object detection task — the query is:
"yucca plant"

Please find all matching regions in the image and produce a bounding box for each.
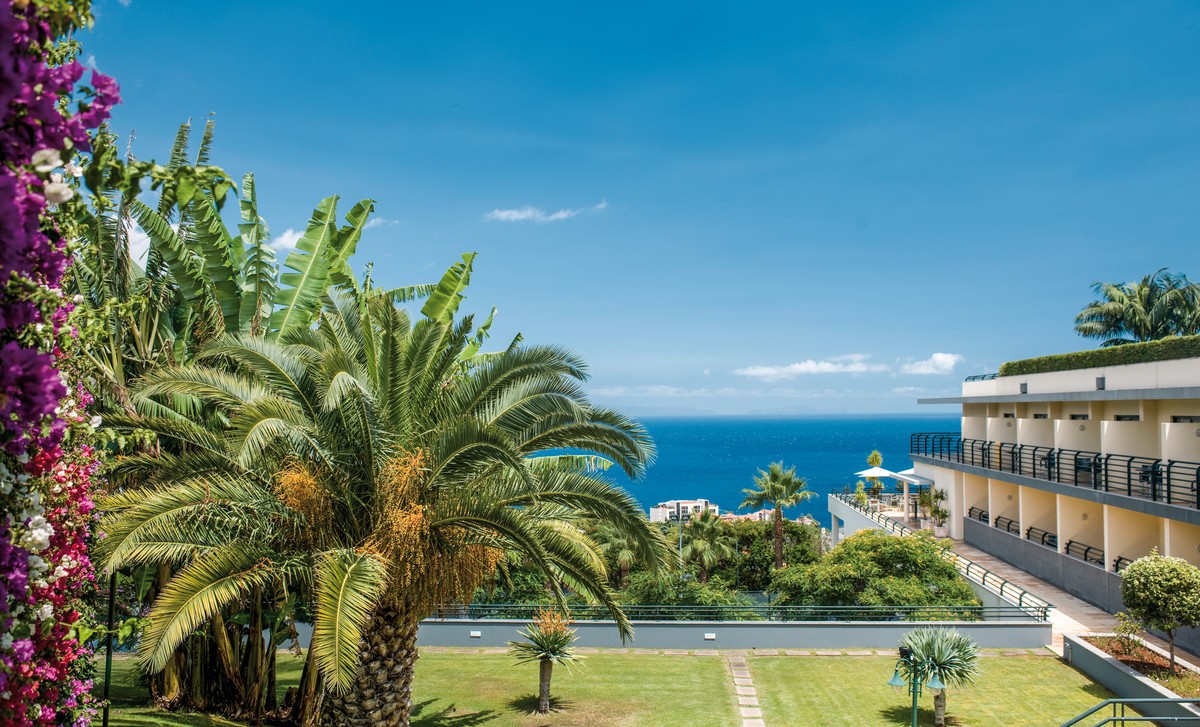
[508,609,581,715]
[99,260,665,727]
[899,627,980,727]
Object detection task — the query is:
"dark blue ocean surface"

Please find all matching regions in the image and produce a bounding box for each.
[607,415,959,526]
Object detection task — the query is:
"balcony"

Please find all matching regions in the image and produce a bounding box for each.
[910,432,1200,509]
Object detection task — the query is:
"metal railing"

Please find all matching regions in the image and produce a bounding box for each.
[830,493,1052,620]
[434,602,1039,623]
[967,506,990,523]
[965,373,999,381]
[1060,698,1200,725]
[1113,556,1134,573]
[1065,539,1105,567]
[910,433,1200,509]
[993,515,1020,535]
[1026,526,1058,549]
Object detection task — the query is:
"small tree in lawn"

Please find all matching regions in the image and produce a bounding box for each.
[900,627,980,727]
[509,609,582,714]
[1121,549,1200,673]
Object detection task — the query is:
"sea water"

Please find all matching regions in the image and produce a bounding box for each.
[608,414,959,526]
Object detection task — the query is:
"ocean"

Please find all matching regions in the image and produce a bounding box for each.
[609,414,959,526]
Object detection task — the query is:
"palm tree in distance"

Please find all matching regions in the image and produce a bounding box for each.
[740,462,815,569]
[593,521,641,588]
[899,627,981,727]
[1074,268,1200,346]
[681,510,737,583]
[99,265,665,727]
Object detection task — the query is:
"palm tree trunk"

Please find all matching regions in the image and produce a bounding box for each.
[538,659,553,715]
[699,562,709,583]
[321,607,419,726]
[934,690,947,727]
[294,643,322,727]
[773,506,784,569]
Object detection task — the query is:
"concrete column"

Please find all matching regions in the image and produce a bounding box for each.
[831,514,841,545]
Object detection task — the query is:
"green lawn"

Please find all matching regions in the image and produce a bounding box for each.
[98,651,739,727]
[748,653,1114,726]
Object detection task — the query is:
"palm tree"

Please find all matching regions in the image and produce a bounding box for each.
[593,521,640,588]
[741,462,815,569]
[1074,268,1200,347]
[98,268,665,727]
[681,510,736,583]
[508,609,580,715]
[900,627,980,727]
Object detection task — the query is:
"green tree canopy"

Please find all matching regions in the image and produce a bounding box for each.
[1121,549,1200,672]
[771,530,979,613]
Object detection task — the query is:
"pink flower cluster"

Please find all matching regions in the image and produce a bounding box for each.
[1,1,118,725]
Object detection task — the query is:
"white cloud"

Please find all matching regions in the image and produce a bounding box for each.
[126,222,150,268]
[85,54,101,71]
[484,199,607,223]
[734,353,888,381]
[892,386,925,395]
[364,218,399,229]
[270,228,303,251]
[117,0,131,6]
[900,352,964,375]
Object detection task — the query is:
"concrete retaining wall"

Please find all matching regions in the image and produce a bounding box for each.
[416,618,1052,649]
[1063,634,1200,722]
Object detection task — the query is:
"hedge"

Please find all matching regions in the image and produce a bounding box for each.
[999,335,1200,376]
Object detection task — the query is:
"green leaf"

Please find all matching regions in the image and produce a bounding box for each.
[269,196,341,337]
[311,550,387,694]
[328,199,375,289]
[236,173,277,335]
[421,252,476,323]
[128,199,210,309]
[191,200,242,332]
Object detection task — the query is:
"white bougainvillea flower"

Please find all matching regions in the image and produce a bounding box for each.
[44,182,74,204]
[63,160,83,177]
[31,148,62,173]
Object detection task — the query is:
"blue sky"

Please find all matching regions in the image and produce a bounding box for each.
[85,1,1200,415]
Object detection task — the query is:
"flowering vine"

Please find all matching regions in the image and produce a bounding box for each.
[1,0,118,723]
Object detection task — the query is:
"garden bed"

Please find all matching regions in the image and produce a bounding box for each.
[1063,634,1200,722]
[1085,635,1200,698]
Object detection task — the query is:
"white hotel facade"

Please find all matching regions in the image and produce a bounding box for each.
[910,351,1200,648]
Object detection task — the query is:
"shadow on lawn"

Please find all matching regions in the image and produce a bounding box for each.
[506,695,576,716]
[877,705,961,726]
[410,698,499,726]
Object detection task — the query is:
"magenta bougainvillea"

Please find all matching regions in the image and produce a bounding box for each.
[1,0,118,724]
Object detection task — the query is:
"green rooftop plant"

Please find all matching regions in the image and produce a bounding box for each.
[998,334,1200,376]
[508,609,582,714]
[1120,549,1200,673]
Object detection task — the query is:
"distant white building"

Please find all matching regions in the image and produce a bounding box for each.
[719,508,772,523]
[649,498,719,523]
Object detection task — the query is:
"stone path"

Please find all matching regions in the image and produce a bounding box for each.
[725,653,764,727]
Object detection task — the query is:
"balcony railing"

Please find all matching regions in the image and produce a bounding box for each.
[1064,539,1105,567]
[967,506,990,523]
[910,433,1200,509]
[1025,526,1058,549]
[965,373,999,381]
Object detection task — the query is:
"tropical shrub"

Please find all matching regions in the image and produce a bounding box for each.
[771,530,980,615]
[999,334,1200,376]
[1073,269,1200,347]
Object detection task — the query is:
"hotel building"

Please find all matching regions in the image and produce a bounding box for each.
[910,346,1200,649]
[649,498,719,523]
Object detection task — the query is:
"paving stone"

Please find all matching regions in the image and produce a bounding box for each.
[845,650,874,656]
[724,650,750,656]
[1003,650,1029,656]
[752,649,779,655]
[785,650,811,656]
[735,686,757,696]
[740,707,763,718]
[734,678,753,686]
[663,649,690,655]
[814,649,842,656]
[633,649,660,654]
[693,649,719,656]
[738,696,759,706]
[742,719,766,727]
[479,647,506,653]
[731,670,752,678]
[875,650,897,656]
[978,651,1001,657]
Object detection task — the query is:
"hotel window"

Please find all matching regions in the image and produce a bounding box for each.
[1002,413,1015,419]
[1033,413,1048,420]
[1070,414,1089,421]
[1114,415,1140,422]
[1172,416,1200,423]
